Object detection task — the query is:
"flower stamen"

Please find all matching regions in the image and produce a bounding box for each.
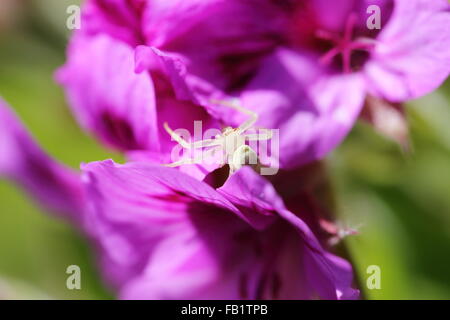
[316,13,376,73]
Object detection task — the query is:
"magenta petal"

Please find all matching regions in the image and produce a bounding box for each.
[0,99,83,220]
[142,0,216,47]
[135,46,199,102]
[277,208,359,300]
[81,162,358,299]
[219,166,285,217]
[225,168,359,300]
[82,0,146,46]
[238,49,366,168]
[57,34,159,152]
[142,0,284,50]
[82,161,267,233]
[81,160,261,295]
[366,0,450,101]
[142,0,284,92]
[135,45,224,110]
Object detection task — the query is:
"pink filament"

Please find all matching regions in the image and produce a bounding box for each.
[316,13,375,73]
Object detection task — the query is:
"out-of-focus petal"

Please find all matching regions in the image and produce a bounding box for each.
[219,166,285,215]
[300,0,393,32]
[135,46,195,101]
[278,207,359,300]
[82,162,357,299]
[81,161,269,296]
[229,49,365,168]
[0,99,83,220]
[57,34,159,152]
[143,0,284,48]
[142,0,284,92]
[366,0,450,101]
[226,167,359,300]
[167,46,366,169]
[83,0,147,45]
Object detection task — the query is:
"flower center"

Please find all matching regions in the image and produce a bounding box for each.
[315,13,376,73]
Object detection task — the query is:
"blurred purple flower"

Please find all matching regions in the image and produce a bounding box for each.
[82,0,147,46]
[5,0,448,302]
[57,32,219,159]
[135,0,450,167]
[0,99,83,220]
[0,99,358,299]
[57,33,159,152]
[82,160,358,299]
[58,0,450,168]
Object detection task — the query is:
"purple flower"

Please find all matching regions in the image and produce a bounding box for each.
[58,0,450,168]
[57,33,159,152]
[132,0,450,167]
[82,0,147,46]
[0,99,83,220]
[81,160,358,299]
[57,32,219,159]
[0,99,358,299]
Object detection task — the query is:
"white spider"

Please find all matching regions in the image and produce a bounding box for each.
[163,99,273,174]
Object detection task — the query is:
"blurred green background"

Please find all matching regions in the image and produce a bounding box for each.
[0,0,449,300]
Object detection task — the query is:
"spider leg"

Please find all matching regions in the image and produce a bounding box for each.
[210,99,258,134]
[163,122,219,149]
[243,128,273,141]
[163,146,221,167]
